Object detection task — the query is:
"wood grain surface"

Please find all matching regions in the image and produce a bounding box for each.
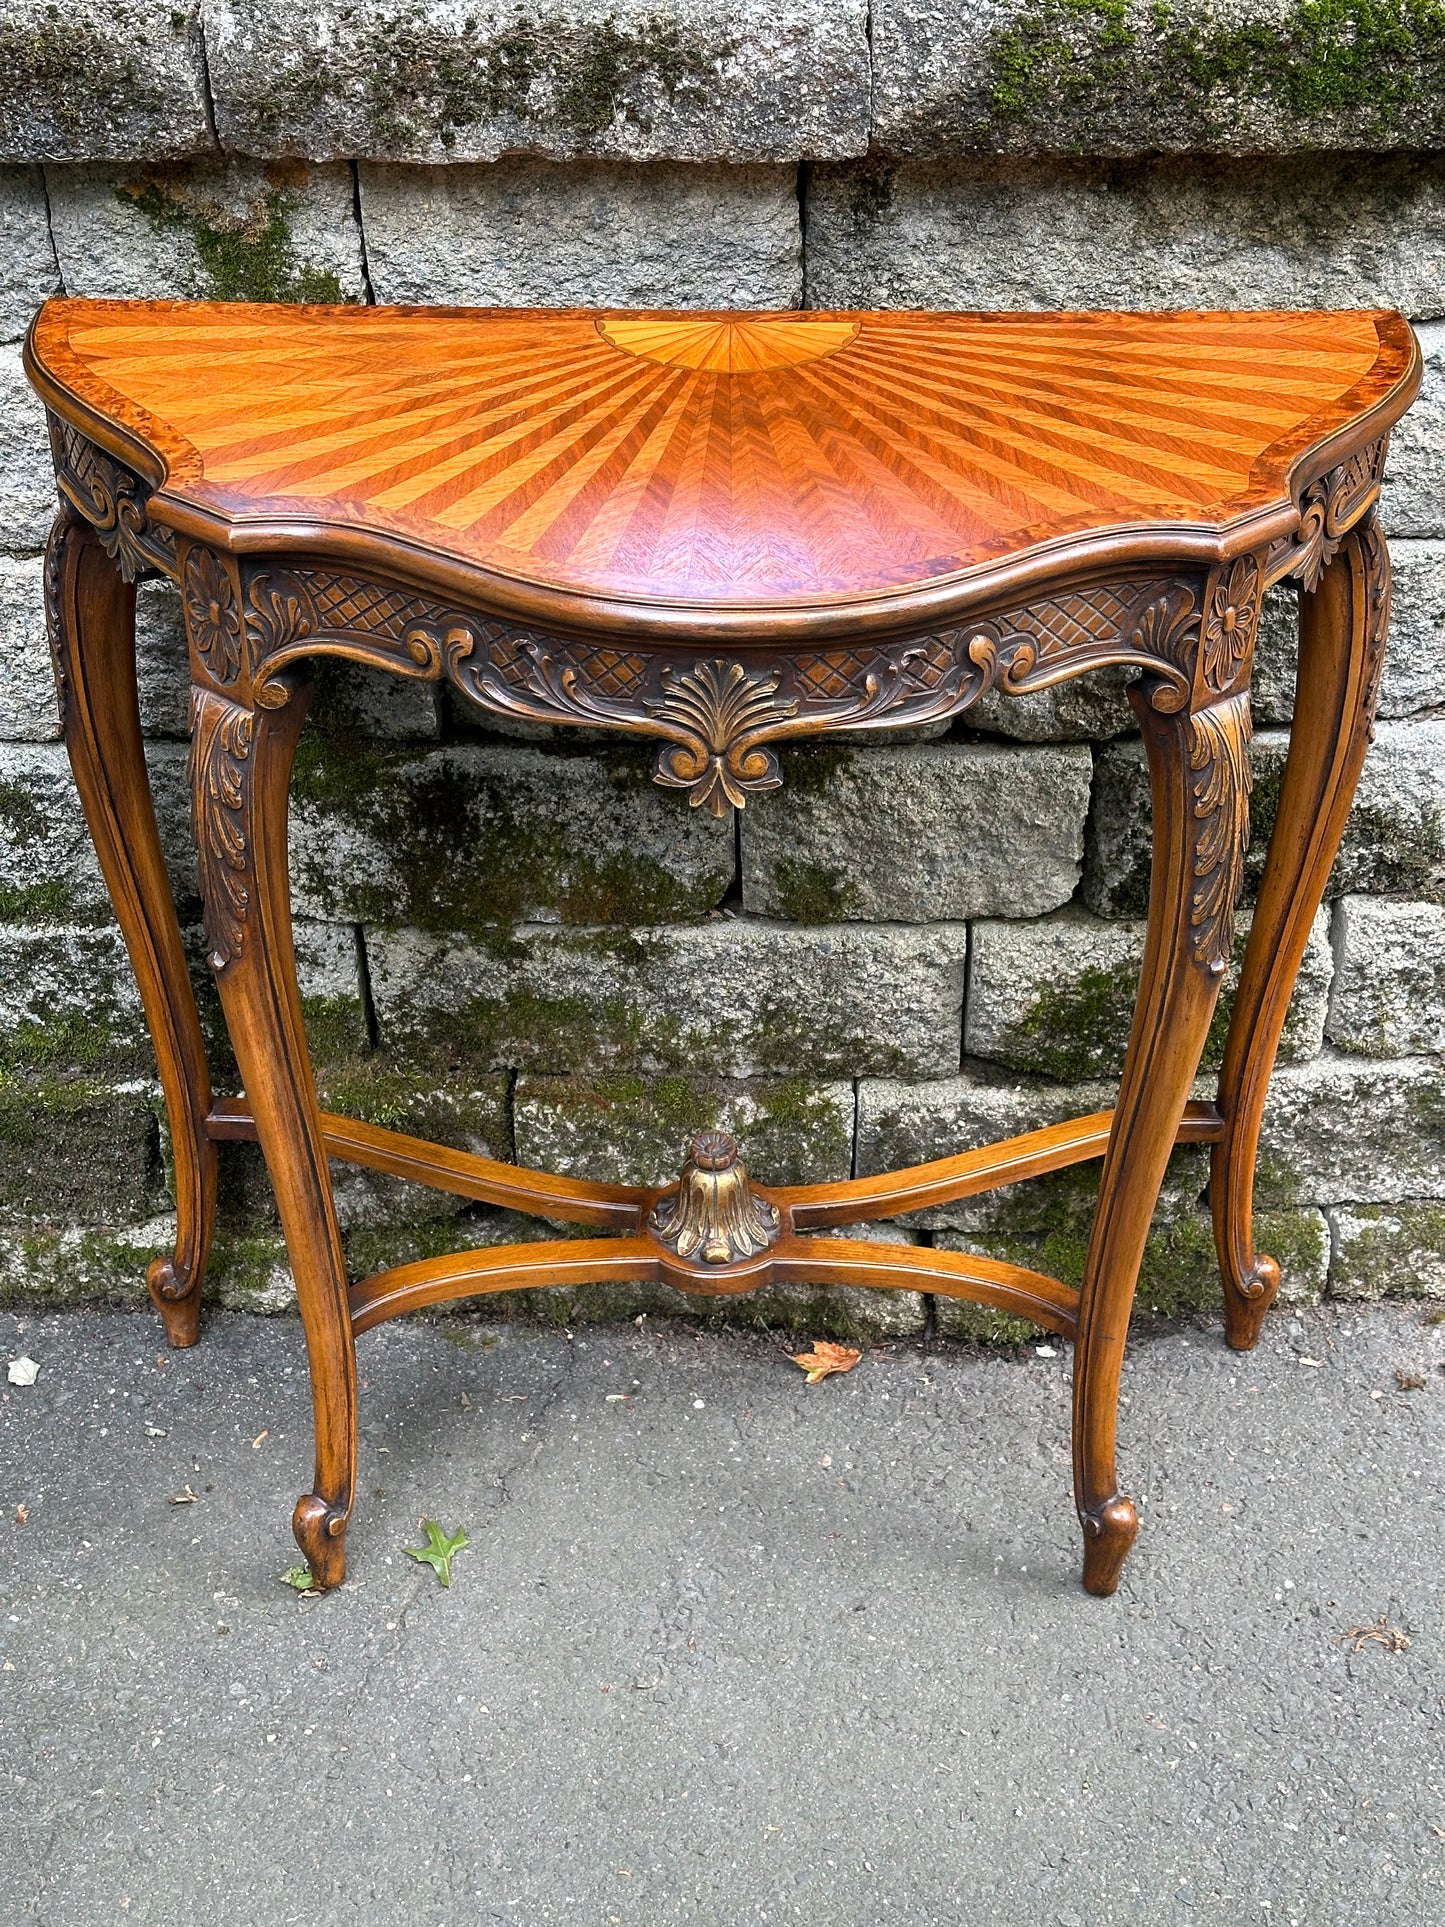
[29,301,1414,613]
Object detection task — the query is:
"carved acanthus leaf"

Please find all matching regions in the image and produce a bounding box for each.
[190,688,254,971]
[44,507,78,734]
[649,1132,779,1266]
[1188,693,1253,974]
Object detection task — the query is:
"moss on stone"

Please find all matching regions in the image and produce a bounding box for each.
[1336,801,1445,900]
[990,0,1445,139]
[516,1071,852,1187]
[939,1302,1044,1346]
[245,10,731,152]
[1331,1200,1445,1299]
[0,1007,149,1080]
[292,701,729,932]
[774,743,859,799]
[116,167,348,304]
[0,881,74,922]
[0,15,168,142]
[317,1057,512,1159]
[299,994,369,1068]
[767,859,862,924]
[1003,959,1139,1081]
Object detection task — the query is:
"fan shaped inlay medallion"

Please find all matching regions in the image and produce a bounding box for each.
[597,315,860,371]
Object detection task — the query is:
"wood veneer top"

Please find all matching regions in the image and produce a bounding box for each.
[29,300,1418,624]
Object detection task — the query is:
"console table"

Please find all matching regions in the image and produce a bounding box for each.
[26,301,1419,1595]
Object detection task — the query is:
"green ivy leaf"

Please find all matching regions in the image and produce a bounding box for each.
[279,1564,316,1592]
[405,1520,469,1588]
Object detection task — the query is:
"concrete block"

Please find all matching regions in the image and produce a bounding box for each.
[965,903,1331,1081]
[869,0,1445,158]
[289,740,735,932]
[513,1071,854,1187]
[206,0,870,164]
[0,165,60,342]
[1258,1053,1445,1206]
[46,158,365,301]
[1326,896,1445,1059]
[741,741,1090,921]
[0,555,56,741]
[360,157,802,307]
[806,155,1445,314]
[1328,1199,1445,1300]
[367,918,970,1079]
[0,3,210,162]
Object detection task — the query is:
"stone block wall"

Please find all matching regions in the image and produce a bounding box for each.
[2,4,1444,1338]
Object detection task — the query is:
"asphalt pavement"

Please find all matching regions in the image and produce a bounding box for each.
[2,1301,1442,1926]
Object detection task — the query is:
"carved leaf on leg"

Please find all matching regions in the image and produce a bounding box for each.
[43,507,79,734]
[190,689,254,971]
[1188,693,1253,974]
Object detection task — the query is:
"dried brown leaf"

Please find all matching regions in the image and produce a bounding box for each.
[1339,1615,1411,1654]
[788,1341,862,1385]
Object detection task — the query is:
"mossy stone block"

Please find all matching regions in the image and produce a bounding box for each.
[0,1073,159,1221]
[0,923,152,1078]
[290,738,734,932]
[872,0,1445,157]
[46,158,364,302]
[0,1,210,162]
[1260,1054,1445,1206]
[206,0,870,164]
[367,919,970,1079]
[741,741,1090,922]
[1327,1199,1445,1299]
[513,1072,853,1188]
[856,1066,1117,1227]
[966,903,1331,1080]
[0,1213,173,1311]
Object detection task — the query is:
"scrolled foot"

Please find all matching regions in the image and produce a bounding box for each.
[147,1256,201,1349]
[1222,1253,1280,1352]
[293,1492,350,1590]
[1079,1495,1139,1597]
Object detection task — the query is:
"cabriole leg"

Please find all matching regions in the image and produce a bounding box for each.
[190,654,357,1587]
[47,509,217,1347]
[1074,678,1250,1594]
[1211,518,1390,1350]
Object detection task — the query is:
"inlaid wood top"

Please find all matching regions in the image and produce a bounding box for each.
[28,300,1418,636]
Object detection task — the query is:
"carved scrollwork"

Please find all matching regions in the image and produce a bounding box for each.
[963,578,1200,714]
[48,416,176,582]
[1270,438,1387,593]
[189,688,254,971]
[223,562,1221,810]
[183,547,245,687]
[1187,692,1253,974]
